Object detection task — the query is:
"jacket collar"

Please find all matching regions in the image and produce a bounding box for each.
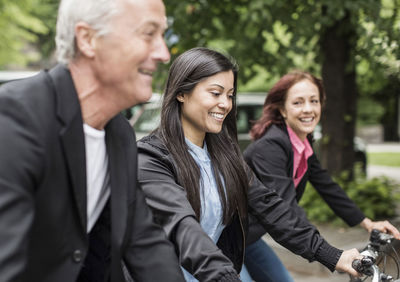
[48,64,81,126]
[48,65,129,245]
[48,64,87,231]
[105,116,128,248]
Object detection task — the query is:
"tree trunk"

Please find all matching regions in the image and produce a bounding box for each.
[380,76,400,142]
[320,12,358,177]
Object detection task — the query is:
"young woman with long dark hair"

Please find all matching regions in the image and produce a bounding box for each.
[242,70,400,281]
[137,48,363,281]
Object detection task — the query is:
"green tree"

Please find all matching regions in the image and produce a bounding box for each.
[0,0,50,68]
[164,0,399,175]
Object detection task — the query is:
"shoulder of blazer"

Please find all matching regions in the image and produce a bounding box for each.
[137,132,170,157]
[265,124,291,145]
[0,70,54,110]
[246,124,292,156]
[137,132,180,178]
[0,69,60,137]
[0,65,82,130]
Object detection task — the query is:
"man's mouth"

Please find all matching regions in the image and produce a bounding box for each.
[139,69,154,76]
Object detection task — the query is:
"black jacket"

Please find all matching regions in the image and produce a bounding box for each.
[0,65,184,282]
[244,124,365,228]
[137,132,344,281]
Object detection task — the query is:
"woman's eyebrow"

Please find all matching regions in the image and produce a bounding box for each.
[209,84,234,92]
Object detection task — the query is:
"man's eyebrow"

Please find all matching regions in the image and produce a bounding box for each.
[143,20,168,30]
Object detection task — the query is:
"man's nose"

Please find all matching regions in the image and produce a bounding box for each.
[153,36,170,63]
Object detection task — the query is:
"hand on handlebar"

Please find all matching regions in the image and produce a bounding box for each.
[352,256,375,276]
[360,218,400,240]
[335,248,363,278]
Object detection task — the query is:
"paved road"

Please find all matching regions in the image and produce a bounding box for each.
[367,143,400,153]
[368,165,400,183]
[367,142,400,183]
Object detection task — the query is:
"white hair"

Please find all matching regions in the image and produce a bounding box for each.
[55,0,120,64]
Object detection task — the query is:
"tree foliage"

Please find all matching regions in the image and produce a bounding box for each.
[0,0,51,68]
[164,0,399,174]
[164,0,399,89]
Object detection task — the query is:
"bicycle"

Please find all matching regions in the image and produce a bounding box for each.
[351,229,400,282]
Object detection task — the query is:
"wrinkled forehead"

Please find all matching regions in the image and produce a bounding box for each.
[114,0,168,28]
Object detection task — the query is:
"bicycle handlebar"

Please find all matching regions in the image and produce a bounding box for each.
[351,229,396,282]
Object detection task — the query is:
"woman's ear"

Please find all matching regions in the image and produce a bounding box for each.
[279,108,287,119]
[176,93,185,103]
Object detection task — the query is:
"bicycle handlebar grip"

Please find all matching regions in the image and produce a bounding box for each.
[352,259,362,273]
[352,257,374,276]
[370,229,380,243]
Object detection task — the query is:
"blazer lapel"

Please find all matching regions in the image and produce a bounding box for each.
[48,65,87,231]
[106,117,128,248]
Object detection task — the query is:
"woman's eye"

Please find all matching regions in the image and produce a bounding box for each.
[312,99,319,104]
[211,92,221,96]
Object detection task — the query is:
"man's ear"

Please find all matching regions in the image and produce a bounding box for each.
[74,22,97,59]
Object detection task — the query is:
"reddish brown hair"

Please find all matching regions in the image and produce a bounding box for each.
[250,71,326,140]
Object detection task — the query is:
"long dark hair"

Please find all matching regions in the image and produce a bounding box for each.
[159,47,248,224]
[250,70,326,140]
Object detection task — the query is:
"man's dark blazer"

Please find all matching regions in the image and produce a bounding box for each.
[0,65,183,282]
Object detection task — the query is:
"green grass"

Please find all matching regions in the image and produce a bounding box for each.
[367,152,400,167]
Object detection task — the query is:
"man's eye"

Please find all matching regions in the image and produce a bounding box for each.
[143,29,156,37]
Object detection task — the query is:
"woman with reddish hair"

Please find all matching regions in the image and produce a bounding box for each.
[242,70,400,282]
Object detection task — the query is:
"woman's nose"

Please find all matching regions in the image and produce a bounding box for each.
[303,101,312,112]
[218,95,231,109]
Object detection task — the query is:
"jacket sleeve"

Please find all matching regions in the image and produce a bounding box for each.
[244,136,342,272]
[123,180,185,282]
[0,93,44,281]
[307,154,365,226]
[137,143,240,281]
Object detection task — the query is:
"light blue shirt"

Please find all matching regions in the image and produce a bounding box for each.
[182,139,225,282]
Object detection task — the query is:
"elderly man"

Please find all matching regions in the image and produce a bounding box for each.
[0,0,184,281]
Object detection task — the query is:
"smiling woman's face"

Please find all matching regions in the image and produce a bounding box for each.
[280,79,321,141]
[177,70,234,147]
